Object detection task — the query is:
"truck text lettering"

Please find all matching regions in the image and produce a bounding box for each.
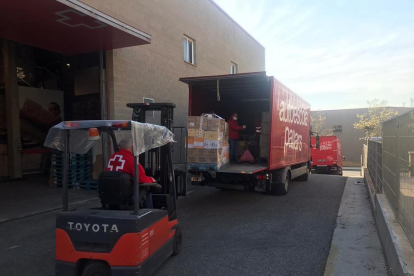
[279,93,308,127]
[284,126,303,154]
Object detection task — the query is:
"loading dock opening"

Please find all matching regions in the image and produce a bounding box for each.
[0,0,152,218]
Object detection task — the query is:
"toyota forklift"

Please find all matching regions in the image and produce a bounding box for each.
[45,119,182,276]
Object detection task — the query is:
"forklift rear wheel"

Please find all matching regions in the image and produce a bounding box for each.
[173,226,182,256]
[82,261,111,276]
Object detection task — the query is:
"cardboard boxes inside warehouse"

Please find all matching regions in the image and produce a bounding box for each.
[187,115,229,168]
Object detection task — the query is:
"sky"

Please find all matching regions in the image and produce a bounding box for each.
[214,0,414,110]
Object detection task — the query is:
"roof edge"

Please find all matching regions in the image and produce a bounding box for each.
[208,0,265,49]
[59,0,151,43]
[311,107,414,112]
[179,71,267,83]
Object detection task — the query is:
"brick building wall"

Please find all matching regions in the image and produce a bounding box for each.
[80,0,266,126]
[311,107,413,167]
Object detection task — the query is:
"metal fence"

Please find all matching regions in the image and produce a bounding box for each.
[367,140,383,193]
[382,110,414,247]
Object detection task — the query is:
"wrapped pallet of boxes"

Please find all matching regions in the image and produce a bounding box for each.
[187,114,229,170]
[187,115,206,163]
[187,148,198,163]
[187,116,207,131]
[260,112,270,158]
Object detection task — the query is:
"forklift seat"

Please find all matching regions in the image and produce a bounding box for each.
[98,171,134,209]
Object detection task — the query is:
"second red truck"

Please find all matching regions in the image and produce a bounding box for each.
[311,136,344,175]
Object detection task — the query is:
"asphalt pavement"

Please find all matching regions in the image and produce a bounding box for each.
[0,174,346,276]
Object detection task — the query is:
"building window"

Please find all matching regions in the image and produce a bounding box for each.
[183,36,195,64]
[333,125,342,133]
[143,97,154,118]
[231,62,237,74]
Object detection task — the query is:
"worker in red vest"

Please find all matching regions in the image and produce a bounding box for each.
[106,139,157,207]
[228,113,246,161]
[106,139,155,183]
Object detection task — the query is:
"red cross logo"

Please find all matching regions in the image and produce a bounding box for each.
[107,155,125,171]
[55,9,106,29]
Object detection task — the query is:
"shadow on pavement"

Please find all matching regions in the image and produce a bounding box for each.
[0,175,98,223]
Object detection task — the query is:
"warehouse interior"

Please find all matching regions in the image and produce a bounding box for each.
[0,0,151,184]
[0,0,153,223]
[0,43,101,177]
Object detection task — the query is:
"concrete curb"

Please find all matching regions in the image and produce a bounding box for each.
[323,176,387,276]
[364,169,414,276]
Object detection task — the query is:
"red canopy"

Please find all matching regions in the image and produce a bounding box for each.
[0,0,151,55]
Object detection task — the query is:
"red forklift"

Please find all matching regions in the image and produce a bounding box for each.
[45,117,183,276]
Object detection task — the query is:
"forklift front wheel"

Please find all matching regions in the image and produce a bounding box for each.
[82,261,111,276]
[173,226,183,256]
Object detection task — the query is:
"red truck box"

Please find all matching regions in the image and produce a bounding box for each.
[311,136,343,175]
[180,72,311,195]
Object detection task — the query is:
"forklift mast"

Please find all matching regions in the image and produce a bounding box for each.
[127,103,176,130]
[126,103,186,197]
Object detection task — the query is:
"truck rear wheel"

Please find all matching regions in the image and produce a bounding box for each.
[281,175,289,195]
[267,175,289,195]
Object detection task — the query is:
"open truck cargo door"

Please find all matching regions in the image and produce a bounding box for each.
[0,0,151,56]
[180,72,311,195]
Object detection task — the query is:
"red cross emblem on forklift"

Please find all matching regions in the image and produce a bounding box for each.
[107,155,125,171]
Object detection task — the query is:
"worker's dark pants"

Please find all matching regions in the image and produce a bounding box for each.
[229,139,238,161]
[144,192,154,209]
[137,189,154,209]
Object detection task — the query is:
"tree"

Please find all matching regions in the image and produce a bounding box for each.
[354,99,398,138]
[310,111,333,136]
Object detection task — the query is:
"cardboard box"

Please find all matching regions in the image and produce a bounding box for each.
[190,147,230,166]
[261,122,270,135]
[188,156,198,163]
[262,112,270,123]
[187,148,198,158]
[204,140,223,149]
[187,116,207,130]
[20,119,47,144]
[197,149,216,163]
[204,131,224,141]
[207,118,225,131]
[188,128,204,137]
[20,98,58,128]
[188,137,204,149]
[187,148,199,163]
